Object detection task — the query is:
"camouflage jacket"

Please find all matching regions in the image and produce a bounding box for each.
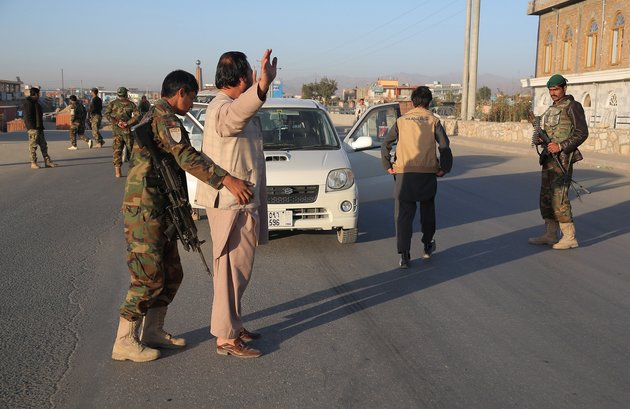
[122,98,227,211]
[70,102,86,125]
[543,94,588,164]
[105,97,140,132]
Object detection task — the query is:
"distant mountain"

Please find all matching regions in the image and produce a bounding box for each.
[281,72,525,97]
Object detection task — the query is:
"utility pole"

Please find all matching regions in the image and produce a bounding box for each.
[466,0,481,120]
[461,0,472,120]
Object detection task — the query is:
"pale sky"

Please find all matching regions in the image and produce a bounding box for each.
[0,0,538,90]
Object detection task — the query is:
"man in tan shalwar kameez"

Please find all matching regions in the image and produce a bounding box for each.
[196,49,277,358]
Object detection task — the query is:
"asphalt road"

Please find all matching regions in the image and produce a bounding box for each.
[1,129,629,409]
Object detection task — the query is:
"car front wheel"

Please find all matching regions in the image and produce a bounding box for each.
[337,227,358,244]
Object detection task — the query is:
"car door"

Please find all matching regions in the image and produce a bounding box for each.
[178,110,205,209]
[342,103,400,180]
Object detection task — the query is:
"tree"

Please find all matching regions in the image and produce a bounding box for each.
[477,85,491,101]
[301,77,338,104]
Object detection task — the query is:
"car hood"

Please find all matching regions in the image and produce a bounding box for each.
[265,149,351,185]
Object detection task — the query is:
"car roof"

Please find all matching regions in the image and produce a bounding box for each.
[261,98,322,109]
[193,98,323,110]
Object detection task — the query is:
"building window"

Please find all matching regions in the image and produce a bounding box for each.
[586,20,598,68]
[611,13,624,65]
[562,26,572,70]
[583,94,592,107]
[544,32,553,73]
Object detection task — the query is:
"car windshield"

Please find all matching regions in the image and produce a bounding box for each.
[257,108,339,151]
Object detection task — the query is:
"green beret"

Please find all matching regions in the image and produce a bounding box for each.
[546,74,567,88]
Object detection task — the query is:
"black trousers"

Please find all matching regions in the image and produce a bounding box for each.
[395,198,435,254]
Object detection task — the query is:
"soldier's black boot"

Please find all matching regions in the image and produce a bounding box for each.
[399,250,410,269]
[423,240,436,259]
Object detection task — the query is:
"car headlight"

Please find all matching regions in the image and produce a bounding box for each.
[326,168,354,191]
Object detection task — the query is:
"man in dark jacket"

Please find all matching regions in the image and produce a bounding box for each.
[381,86,452,268]
[88,88,105,148]
[23,87,57,169]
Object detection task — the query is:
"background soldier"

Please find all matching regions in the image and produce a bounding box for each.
[139,95,151,115]
[529,74,588,250]
[88,88,105,148]
[105,86,140,177]
[67,95,91,150]
[23,87,57,169]
[111,70,251,362]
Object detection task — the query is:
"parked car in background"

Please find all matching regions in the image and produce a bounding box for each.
[181,99,402,243]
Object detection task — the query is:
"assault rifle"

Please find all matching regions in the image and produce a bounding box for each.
[131,112,212,276]
[530,114,590,200]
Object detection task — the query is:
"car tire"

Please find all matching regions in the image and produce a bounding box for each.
[337,227,358,244]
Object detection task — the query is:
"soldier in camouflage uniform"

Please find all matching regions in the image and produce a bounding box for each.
[529,74,588,250]
[23,87,57,169]
[105,86,140,177]
[67,95,92,150]
[111,70,252,362]
[88,88,105,147]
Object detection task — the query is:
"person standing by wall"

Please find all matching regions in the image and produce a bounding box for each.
[23,87,57,169]
[111,69,252,362]
[528,74,588,250]
[88,88,105,148]
[195,49,277,358]
[67,95,91,150]
[105,87,140,177]
[381,86,452,269]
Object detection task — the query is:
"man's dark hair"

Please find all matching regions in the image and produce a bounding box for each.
[91,88,98,94]
[69,95,77,102]
[411,86,432,108]
[29,87,40,96]
[161,70,199,98]
[215,51,251,89]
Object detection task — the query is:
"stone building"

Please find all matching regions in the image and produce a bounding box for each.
[521,0,630,128]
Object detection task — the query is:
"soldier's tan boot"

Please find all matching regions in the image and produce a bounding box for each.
[44,158,58,168]
[114,166,122,178]
[112,317,160,362]
[528,219,559,245]
[141,306,186,349]
[31,162,40,169]
[552,222,579,250]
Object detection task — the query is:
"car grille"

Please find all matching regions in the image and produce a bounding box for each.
[267,185,318,204]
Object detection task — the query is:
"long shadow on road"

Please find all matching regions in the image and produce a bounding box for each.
[173,200,630,357]
[242,200,630,355]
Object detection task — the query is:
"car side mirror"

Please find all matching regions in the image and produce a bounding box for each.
[351,136,373,150]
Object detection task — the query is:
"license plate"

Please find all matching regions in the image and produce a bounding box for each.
[268,210,293,227]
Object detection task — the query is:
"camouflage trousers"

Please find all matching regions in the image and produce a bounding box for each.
[89,114,104,144]
[539,159,573,223]
[119,206,183,320]
[112,132,133,167]
[27,129,51,162]
[69,124,89,147]
[112,130,133,167]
